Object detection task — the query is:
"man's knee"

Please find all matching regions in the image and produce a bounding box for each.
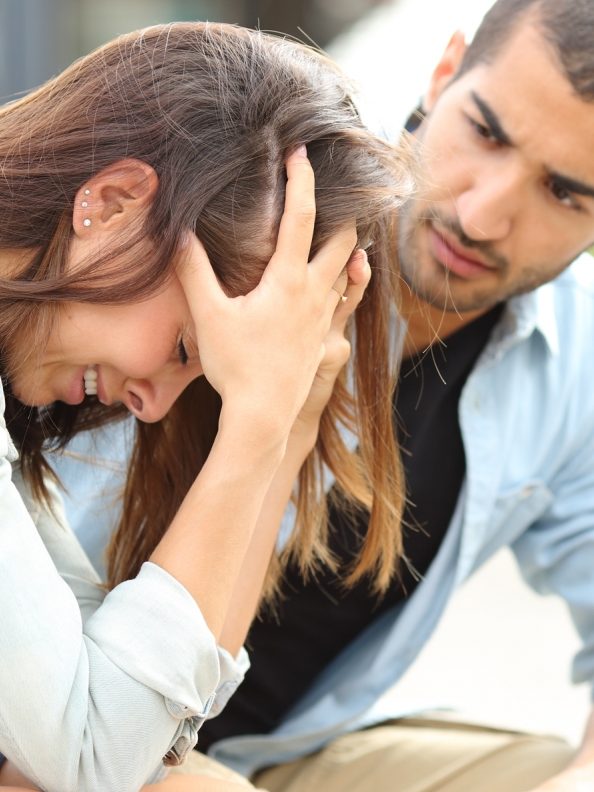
[252,720,575,792]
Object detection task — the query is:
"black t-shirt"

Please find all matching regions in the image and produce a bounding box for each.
[198,304,503,750]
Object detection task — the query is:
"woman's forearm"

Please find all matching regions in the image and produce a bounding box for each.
[218,426,318,654]
[150,409,289,642]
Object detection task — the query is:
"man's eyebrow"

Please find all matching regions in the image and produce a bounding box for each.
[471,91,594,199]
[547,172,594,199]
[471,92,513,146]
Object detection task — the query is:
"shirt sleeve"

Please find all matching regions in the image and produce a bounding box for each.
[511,408,594,700]
[0,386,248,792]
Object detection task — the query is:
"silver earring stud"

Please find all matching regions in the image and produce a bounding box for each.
[81,200,88,208]
[83,218,92,227]
[84,188,91,196]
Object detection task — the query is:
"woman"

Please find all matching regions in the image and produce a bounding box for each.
[0,22,407,792]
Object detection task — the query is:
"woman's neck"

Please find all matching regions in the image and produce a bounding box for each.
[0,247,35,278]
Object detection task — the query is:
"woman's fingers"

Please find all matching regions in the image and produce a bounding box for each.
[171,157,365,437]
[331,248,371,331]
[311,222,358,289]
[177,231,227,318]
[272,146,316,271]
[289,249,370,429]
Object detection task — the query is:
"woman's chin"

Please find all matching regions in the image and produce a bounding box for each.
[9,381,52,408]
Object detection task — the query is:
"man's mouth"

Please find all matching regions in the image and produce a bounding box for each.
[428,224,496,279]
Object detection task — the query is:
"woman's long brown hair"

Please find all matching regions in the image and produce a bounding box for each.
[0,22,409,598]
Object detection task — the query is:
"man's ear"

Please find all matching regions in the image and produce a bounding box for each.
[72,158,158,238]
[423,30,467,114]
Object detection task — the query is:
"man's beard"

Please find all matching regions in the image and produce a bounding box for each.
[395,200,552,314]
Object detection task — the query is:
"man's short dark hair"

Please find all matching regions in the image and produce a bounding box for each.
[457,0,594,101]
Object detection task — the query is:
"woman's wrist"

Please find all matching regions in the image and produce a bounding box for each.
[217,401,293,456]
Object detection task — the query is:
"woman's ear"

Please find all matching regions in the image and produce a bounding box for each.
[72,159,158,238]
[423,30,467,114]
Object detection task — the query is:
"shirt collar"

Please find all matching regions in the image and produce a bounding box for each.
[494,281,559,357]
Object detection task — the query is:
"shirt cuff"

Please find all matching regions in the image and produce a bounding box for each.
[84,562,246,718]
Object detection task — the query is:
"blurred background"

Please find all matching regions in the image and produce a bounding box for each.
[0,0,389,100]
[4,0,590,754]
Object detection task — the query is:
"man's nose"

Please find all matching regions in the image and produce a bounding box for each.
[455,163,524,242]
[122,372,194,423]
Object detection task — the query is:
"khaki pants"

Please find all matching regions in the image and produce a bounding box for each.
[170,751,255,787]
[174,716,574,791]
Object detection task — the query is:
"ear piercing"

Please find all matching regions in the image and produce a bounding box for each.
[82,187,91,226]
[331,285,348,303]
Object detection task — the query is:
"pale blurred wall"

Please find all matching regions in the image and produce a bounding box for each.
[0,0,74,101]
[0,0,390,102]
[328,0,496,138]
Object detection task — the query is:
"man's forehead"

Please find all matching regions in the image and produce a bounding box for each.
[456,21,594,179]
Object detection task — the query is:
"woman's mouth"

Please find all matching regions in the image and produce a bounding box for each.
[83,365,98,396]
[61,367,87,405]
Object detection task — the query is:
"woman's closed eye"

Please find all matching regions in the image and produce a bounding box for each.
[177,337,189,365]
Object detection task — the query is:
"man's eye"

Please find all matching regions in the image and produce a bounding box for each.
[469,117,498,143]
[550,180,571,203]
[177,338,189,365]
[548,178,580,210]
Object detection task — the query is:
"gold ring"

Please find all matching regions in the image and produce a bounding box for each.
[332,286,348,303]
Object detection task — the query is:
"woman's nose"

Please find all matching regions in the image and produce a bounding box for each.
[122,372,194,422]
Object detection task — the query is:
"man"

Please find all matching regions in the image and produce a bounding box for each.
[54,0,594,789]
[191,2,594,790]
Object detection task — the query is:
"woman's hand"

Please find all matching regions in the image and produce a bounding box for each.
[290,246,370,440]
[216,245,370,654]
[145,773,265,790]
[153,147,358,645]
[177,146,357,442]
[0,760,40,790]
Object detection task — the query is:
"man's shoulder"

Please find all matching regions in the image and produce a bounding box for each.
[520,255,594,407]
[492,255,594,395]
[548,253,594,341]
[555,252,594,290]
[534,253,594,356]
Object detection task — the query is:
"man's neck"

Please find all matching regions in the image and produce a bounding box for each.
[400,286,487,358]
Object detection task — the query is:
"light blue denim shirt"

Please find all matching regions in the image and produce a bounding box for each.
[0,389,248,791]
[53,254,594,777]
